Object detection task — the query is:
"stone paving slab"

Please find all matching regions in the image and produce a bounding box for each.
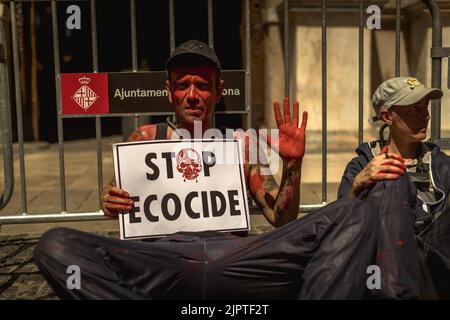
[0,275,11,287]
[0,274,57,300]
[14,261,40,274]
[0,235,49,300]
[0,244,22,261]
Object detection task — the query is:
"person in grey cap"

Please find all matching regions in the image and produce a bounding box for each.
[338,76,450,299]
[34,39,380,300]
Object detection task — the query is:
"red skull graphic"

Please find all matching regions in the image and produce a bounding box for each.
[176,148,203,182]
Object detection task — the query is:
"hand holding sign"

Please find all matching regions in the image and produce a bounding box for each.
[101,182,134,219]
[264,97,308,165]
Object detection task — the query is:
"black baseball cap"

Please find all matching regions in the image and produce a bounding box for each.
[165,39,221,74]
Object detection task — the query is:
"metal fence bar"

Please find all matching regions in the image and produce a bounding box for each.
[90,0,103,209]
[169,0,175,53]
[284,0,289,98]
[423,0,442,144]
[10,1,27,213]
[90,0,98,72]
[133,115,139,130]
[207,0,214,48]
[322,0,327,203]
[130,0,140,130]
[95,117,103,205]
[358,0,364,146]
[0,202,326,225]
[130,0,138,72]
[245,0,252,130]
[0,212,105,224]
[395,0,401,77]
[207,0,216,128]
[0,16,14,211]
[168,0,175,130]
[51,0,67,212]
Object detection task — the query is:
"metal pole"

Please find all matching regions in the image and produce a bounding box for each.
[90,0,99,72]
[130,0,138,72]
[51,1,67,212]
[422,0,442,143]
[90,0,103,209]
[207,0,216,128]
[358,0,364,145]
[10,1,27,213]
[284,0,289,98]
[0,202,327,225]
[245,0,252,130]
[169,0,175,53]
[0,211,106,224]
[322,0,327,203]
[395,0,401,77]
[207,0,214,48]
[130,0,139,130]
[0,15,14,210]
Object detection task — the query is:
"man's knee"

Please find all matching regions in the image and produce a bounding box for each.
[300,198,378,240]
[33,227,78,264]
[333,197,379,233]
[364,176,416,213]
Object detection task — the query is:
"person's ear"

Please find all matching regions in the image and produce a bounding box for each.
[380,109,392,125]
[215,79,224,104]
[166,80,173,104]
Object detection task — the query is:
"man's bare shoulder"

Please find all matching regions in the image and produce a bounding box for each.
[128,124,157,142]
[127,123,175,142]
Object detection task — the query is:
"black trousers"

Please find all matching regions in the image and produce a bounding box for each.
[416,208,450,299]
[33,198,378,300]
[361,174,422,299]
[360,174,450,299]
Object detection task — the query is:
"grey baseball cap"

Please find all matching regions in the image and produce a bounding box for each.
[165,39,221,73]
[372,77,442,119]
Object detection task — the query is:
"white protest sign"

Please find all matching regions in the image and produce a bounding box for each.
[113,139,250,240]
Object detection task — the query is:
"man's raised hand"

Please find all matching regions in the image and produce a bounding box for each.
[267,97,308,164]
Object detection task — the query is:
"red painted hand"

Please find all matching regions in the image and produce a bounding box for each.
[349,145,407,197]
[265,97,308,164]
[101,182,134,219]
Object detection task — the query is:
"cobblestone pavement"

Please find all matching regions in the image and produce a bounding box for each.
[0,233,57,300]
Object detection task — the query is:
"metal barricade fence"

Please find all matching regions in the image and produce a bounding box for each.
[0,0,448,225]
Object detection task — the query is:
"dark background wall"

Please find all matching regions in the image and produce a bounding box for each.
[14,0,244,142]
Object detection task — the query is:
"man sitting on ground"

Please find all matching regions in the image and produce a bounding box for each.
[338,77,450,299]
[34,40,379,300]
